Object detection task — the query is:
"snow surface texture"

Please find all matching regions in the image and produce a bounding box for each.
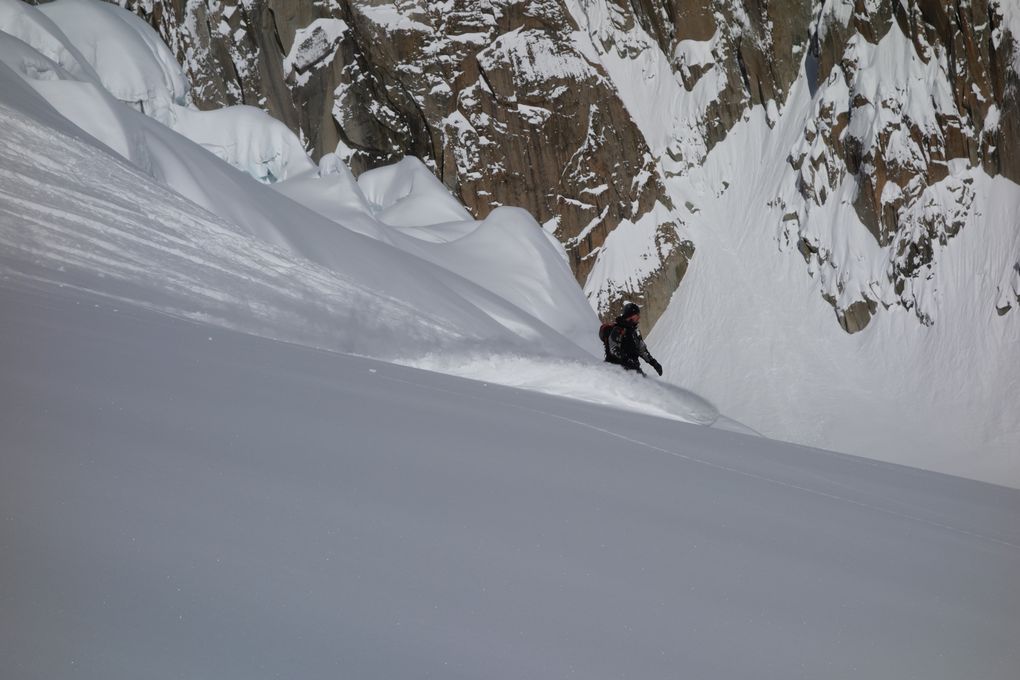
[3,280,1020,680]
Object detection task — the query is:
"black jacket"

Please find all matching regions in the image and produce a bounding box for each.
[604,316,658,374]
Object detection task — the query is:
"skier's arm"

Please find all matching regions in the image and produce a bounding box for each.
[637,338,663,375]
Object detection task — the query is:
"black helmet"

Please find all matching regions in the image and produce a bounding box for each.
[621,302,640,318]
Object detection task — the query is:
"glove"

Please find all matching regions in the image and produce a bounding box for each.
[649,359,663,376]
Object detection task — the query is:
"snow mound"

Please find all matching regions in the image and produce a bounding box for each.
[270,153,390,241]
[359,156,473,226]
[392,206,601,351]
[172,104,317,182]
[2,0,315,184]
[36,0,188,124]
[0,0,100,84]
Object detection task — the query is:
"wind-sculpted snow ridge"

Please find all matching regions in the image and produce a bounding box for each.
[3,1,719,431]
[0,0,602,363]
[0,89,703,431]
[0,86,726,433]
[0,90,602,363]
[32,0,188,124]
[0,100,462,359]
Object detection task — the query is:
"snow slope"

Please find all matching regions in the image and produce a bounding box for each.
[12,0,1017,486]
[3,282,1019,680]
[650,74,1020,487]
[2,5,1020,677]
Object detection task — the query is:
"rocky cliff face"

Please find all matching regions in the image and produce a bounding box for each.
[333,0,678,299]
[782,0,1020,331]
[598,0,812,163]
[109,0,688,326]
[110,0,1019,331]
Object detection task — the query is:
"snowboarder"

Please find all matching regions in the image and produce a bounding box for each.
[601,302,663,376]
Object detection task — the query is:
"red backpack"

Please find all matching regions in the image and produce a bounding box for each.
[598,322,614,349]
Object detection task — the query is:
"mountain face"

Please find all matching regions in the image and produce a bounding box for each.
[109,0,1019,331]
[783,1,1020,331]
